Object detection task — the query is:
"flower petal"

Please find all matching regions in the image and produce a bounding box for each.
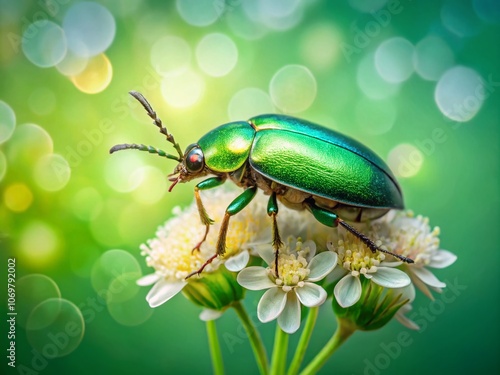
[296,282,327,307]
[278,292,301,334]
[325,266,347,284]
[225,250,250,272]
[237,267,275,290]
[393,283,416,303]
[146,280,186,307]
[409,272,435,300]
[334,274,362,308]
[395,306,420,330]
[380,261,403,268]
[257,245,275,266]
[136,273,159,286]
[199,308,223,321]
[257,287,287,323]
[428,250,457,269]
[307,251,337,281]
[370,267,411,288]
[411,266,446,288]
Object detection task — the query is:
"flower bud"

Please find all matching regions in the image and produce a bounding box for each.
[182,266,244,310]
[332,277,409,331]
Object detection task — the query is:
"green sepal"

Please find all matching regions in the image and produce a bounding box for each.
[332,277,409,331]
[182,265,245,310]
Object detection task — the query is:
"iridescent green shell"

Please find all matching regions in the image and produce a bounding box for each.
[249,114,403,209]
[197,114,403,209]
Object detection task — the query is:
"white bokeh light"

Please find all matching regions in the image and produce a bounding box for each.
[435,66,485,122]
[228,88,275,121]
[33,154,71,192]
[269,65,317,113]
[22,21,67,68]
[150,36,191,78]
[196,33,238,77]
[375,37,415,84]
[63,2,116,58]
[413,36,454,81]
[176,0,223,27]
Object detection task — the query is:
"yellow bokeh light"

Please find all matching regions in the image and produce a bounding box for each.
[18,221,61,268]
[387,143,424,178]
[4,183,33,212]
[71,53,113,94]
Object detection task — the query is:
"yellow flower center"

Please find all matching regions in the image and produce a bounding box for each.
[270,239,311,290]
[141,214,209,280]
[373,212,441,266]
[336,233,385,276]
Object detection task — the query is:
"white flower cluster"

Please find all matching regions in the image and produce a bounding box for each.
[137,188,456,332]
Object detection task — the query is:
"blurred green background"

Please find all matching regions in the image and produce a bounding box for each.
[0,0,499,374]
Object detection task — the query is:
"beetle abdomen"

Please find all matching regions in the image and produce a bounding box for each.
[248,125,403,210]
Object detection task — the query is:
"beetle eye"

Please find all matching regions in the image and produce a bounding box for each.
[185,147,204,173]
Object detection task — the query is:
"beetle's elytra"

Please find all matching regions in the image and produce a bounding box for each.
[110,92,413,278]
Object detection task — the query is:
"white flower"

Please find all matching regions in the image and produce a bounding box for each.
[328,233,411,308]
[393,284,420,330]
[137,188,271,308]
[372,211,457,299]
[237,237,337,334]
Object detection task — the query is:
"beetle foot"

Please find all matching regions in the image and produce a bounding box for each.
[191,243,202,254]
[185,254,218,279]
[191,224,210,254]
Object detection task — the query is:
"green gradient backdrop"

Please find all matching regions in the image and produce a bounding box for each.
[1,1,499,374]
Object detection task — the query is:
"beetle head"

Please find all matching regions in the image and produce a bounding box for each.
[168,143,209,191]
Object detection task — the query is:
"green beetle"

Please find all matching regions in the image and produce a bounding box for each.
[111,92,413,278]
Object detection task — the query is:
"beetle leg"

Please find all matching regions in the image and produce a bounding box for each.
[185,254,218,279]
[216,187,258,256]
[305,200,414,264]
[186,187,258,279]
[267,192,283,277]
[336,219,414,263]
[192,177,226,253]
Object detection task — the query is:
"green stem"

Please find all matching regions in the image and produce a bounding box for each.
[206,320,224,375]
[270,324,289,375]
[232,301,269,375]
[299,318,356,375]
[287,307,319,375]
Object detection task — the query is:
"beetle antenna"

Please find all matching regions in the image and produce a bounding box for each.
[337,219,414,264]
[109,143,182,162]
[129,91,184,160]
